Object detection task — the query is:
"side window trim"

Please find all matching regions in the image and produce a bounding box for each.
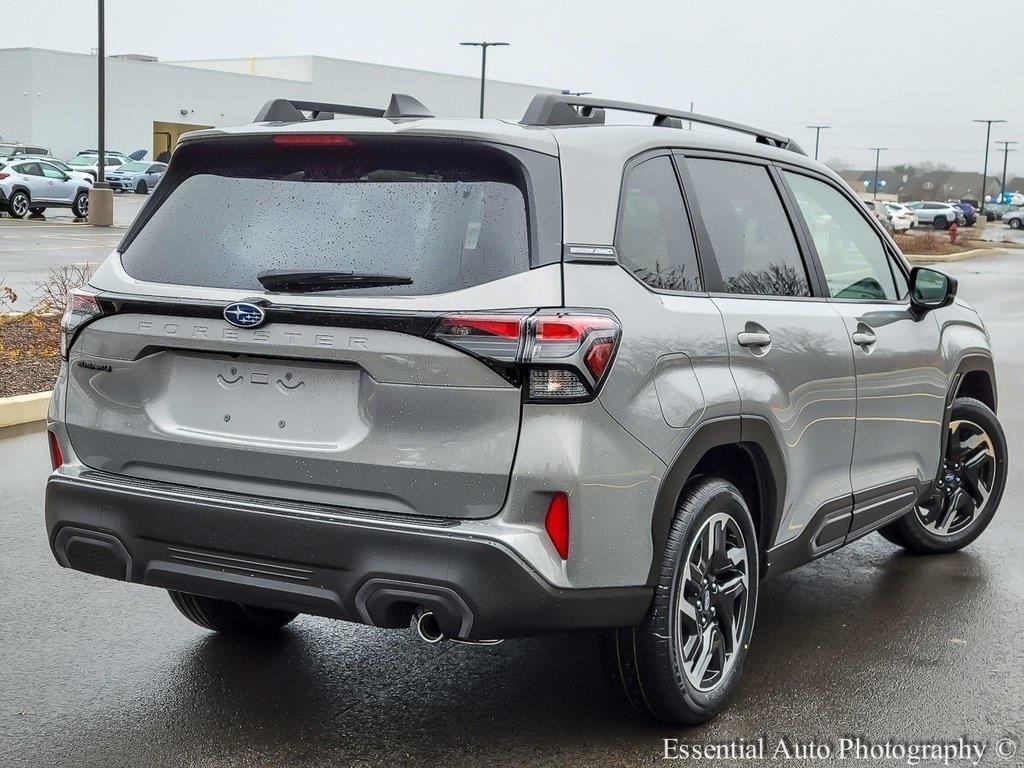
[674,151,822,299]
[612,148,709,296]
[777,163,911,305]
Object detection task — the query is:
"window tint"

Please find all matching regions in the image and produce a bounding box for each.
[685,159,810,297]
[617,156,701,292]
[16,162,43,176]
[784,172,898,301]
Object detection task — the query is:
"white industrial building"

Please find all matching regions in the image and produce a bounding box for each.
[0,48,558,162]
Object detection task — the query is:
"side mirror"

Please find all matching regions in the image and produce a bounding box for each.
[909,266,957,312]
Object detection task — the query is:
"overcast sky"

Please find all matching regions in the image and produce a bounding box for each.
[6,0,1023,175]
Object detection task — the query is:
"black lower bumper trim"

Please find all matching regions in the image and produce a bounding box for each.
[45,474,651,639]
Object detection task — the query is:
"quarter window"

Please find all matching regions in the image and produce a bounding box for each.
[685,159,810,297]
[784,172,898,301]
[617,156,702,292]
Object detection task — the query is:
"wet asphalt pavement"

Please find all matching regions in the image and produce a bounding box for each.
[2,252,1023,767]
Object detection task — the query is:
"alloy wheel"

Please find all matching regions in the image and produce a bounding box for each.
[673,511,750,692]
[11,194,28,217]
[919,419,997,536]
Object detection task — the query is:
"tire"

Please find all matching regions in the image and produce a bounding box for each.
[1010,218,1022,230]
[29,206,46,216]
[135,180,148,195]
[168,590,298,637]
[601,476,759,724]
[879,397,1006,554]
[71,191,89,219]
[933,216,949,230]
[7,190,29,219]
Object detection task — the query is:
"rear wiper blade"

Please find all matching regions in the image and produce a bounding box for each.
[257,270,413,292]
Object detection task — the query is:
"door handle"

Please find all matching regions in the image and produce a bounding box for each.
[737,331,772,348]
[851,329,877,348]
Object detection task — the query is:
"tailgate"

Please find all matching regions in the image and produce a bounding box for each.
[64,313,522,519]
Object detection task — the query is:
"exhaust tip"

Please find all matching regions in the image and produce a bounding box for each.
[415,610,445,644]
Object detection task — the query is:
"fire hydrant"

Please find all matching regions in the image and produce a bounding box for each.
[949,220,959,244]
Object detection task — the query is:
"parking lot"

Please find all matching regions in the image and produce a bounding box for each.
[1,248,1022,768]
[0,196,143,310]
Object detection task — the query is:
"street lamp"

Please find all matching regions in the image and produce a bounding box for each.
[995,140,1018,201]
[806,125,830,161]
[459,41,509,118]
[973,119,1006,214]
[89,0,113,226]
[870,147,886,200]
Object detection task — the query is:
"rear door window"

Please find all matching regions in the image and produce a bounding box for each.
[120,136,560,296]
[616,155,702,292]
[684,158,810,297]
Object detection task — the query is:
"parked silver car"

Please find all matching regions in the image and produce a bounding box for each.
[0,158,91,218]
[105,161,167,194]
[1001,207,1024,229]
[44,93,1005,725]
[0,141,51,160]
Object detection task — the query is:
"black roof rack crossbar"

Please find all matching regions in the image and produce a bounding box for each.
[254,94,434,123]
[521,93,805,155]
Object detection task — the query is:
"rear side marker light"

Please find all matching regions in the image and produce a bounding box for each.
[429,311,621,403]
[545,492,570,560]
[48,431,64,470]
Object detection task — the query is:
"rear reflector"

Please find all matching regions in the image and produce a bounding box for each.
[48,430,64,470]
[272,134,355,146]
[545,493,570,560]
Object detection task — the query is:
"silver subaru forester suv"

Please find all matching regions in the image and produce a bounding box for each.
[45,93,1006,724]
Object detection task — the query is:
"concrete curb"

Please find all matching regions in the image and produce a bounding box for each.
[0,391,51,428]
[904,247,1000,264]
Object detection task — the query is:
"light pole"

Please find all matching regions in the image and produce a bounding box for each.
[996,140,1018,202]
[973,119,1006,214]
[870,147,886,200]
[459,41,509,118]
[89,0,113,226]
[806,125,830,161]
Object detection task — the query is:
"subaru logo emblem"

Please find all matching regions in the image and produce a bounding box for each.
[224,302,266,329]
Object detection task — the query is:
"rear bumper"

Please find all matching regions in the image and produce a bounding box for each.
[44,471,651,639]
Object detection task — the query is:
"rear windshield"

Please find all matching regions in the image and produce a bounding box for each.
[119,135,560,296]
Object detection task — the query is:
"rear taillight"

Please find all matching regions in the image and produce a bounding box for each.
[47,430,64,470]
[430,310,621,402]
[0,172,9,180]
[60,289,104,359]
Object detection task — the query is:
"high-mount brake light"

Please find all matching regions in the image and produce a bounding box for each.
[60,289,104,359]
[429,311,621,402]
[272,134,355,146]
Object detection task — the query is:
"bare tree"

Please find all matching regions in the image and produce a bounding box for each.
[32,264,95,315]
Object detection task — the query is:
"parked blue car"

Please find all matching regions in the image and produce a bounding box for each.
[105,161,167,194]
[947,200,977,226]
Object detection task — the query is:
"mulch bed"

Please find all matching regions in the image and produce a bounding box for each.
[0,314,61,398]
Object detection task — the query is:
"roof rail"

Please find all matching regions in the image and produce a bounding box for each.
[253,93,434,123]
[521,93,805,155]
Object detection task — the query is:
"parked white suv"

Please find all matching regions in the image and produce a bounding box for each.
[906,201,961,229]
[0,158,91,218]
